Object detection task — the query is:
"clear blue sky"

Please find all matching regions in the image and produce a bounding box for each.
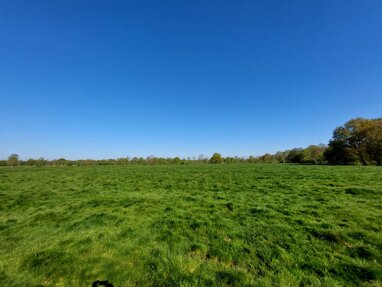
[1,0,381,160]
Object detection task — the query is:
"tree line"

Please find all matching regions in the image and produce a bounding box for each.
[2,118,381,167]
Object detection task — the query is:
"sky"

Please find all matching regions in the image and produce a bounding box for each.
[1,0,381,160]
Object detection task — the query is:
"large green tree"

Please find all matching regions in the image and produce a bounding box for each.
[326,118,382,165]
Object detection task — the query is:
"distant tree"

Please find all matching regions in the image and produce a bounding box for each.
[209,152,223,164]
[55,158,67,166]
[327,118,382,165]
[274,151,287,163]
[26,158,36,166]
[146,155,157,165]
[303,145,327,164]
[0,160,7,166]
[285,148,304,163]
[260,153,275,163]
[36,157,46,167]
[248,156,259,163]
[116,157,130,165]
[7,154,19,167]
[224,156,235,163]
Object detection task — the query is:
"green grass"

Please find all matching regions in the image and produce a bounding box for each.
[0,164,381,286]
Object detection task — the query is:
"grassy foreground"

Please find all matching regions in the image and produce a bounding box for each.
[0,164,381,286]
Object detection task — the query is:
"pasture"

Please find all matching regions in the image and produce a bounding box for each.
[0,164,381,286]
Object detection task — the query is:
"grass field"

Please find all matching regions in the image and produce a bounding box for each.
[0,164,381,286]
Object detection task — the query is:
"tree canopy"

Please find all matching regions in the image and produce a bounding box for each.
[209,153,223,164]
[7,154,19,167]
[325,118,382,165]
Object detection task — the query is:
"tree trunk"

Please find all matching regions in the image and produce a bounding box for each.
[357,150,368,165]
[353,143,368,165]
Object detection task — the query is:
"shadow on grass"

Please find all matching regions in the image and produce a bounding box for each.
[92,280,114,287]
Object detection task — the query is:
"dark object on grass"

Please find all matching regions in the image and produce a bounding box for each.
[92,280,114,287]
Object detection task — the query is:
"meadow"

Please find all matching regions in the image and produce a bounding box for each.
[0,164,381,286]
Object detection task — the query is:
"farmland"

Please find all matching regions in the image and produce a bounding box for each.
[0,164,381,286]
